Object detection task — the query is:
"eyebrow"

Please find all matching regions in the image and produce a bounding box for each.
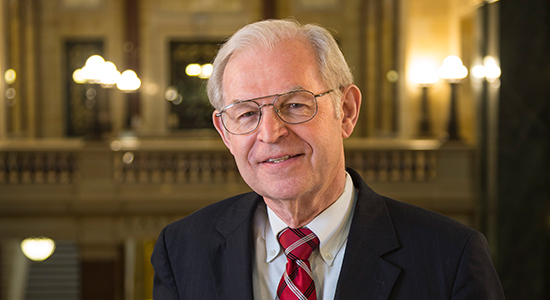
[228,86,306,105]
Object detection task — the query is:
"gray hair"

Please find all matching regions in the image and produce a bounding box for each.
[207,19,354,116]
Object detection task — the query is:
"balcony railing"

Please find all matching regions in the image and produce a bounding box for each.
[0,139,82,185]
[0,138,475,223]
[0,138,442,185]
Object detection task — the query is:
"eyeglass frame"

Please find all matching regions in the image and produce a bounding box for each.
[215,89,334,135]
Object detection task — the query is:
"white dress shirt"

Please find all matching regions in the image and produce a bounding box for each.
[252,172,357,300]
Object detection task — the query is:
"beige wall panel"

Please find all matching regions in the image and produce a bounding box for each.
[39,0,125,138]
[139,0,261,135]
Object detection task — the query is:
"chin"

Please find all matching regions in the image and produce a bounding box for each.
[252,178,313,201]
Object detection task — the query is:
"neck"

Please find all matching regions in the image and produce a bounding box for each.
[264,172,347,228]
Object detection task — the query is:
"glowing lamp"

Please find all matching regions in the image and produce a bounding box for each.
[117,70,141,91]
[100,61,122,86]
[81,55,106,83]
[21,237,56,261]
[483,56,501,82]
[72,68,87,84]
[438,56,468,82]
[199,64,213,79]
[472,65,486,79]
[471,56,501,83]
[411,62,439,86]
[4,69,17,85]
[185,63,213,79]
[185,64,201,76]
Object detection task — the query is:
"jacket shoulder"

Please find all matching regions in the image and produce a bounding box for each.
[151,191,260,300]
[162,191,260,239]
[383,196,475,240]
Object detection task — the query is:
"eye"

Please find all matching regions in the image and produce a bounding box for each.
[238,110,258,119]
[231,104,260,121]
[278,93,311,111]
[289,103,306,109]
[224,101,260,121]
[280,100,311,112]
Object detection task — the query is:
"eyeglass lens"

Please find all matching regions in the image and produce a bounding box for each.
[221,91,318,135]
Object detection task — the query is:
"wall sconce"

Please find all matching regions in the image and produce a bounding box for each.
[472,55,501,84]
[411,62,439,137]
[117,70,142,91]
[73,55,141,92]
[185,63,213,79]
[71,55,142,139]
[21,237,56,261]
[438,56,468,141]
[4,69,18,107]
[4,69,17,84]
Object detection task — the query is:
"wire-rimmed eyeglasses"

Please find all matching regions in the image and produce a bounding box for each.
[215,89,333,135]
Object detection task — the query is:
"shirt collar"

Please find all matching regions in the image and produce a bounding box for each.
[264,172,356,266]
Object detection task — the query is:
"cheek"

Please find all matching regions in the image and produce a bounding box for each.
[228,137,254,164]
[311,120,343,156]
[310,114,342,138]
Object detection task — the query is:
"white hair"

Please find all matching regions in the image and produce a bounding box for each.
[207,19,354,117]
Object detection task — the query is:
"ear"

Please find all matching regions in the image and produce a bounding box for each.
[340,84,362,138]
[212,110,234,152]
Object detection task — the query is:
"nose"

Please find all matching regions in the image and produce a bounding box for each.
[256,104,288,143]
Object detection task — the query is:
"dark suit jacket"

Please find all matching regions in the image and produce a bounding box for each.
[151,168,505,299]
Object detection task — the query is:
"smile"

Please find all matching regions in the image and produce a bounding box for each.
[267,155,291,163]
[264,154,303,164]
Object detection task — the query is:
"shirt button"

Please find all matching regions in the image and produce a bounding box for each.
[325,253,333,260]
[269,250,276,256]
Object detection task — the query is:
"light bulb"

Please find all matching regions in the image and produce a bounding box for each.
[21,237,56,261]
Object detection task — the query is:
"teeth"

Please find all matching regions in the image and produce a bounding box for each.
[267,156,290,163]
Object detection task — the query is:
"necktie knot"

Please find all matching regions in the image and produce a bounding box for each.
[278,227,319,261]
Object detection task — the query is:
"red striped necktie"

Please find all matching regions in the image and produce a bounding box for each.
[276,227,320,300]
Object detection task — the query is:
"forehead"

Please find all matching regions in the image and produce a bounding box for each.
[222,38,324,105]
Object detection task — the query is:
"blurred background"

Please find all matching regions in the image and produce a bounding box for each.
[0,0,548,299]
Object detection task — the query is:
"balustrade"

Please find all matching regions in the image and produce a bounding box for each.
[0,152,79,184]
[0,139,445,186]
[345,150,437,182]
[113,152,241,185]
[0,138,473,222]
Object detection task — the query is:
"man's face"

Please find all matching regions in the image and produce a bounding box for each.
[213,38,348,203]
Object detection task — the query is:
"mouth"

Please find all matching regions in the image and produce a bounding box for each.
[263,154,301,164]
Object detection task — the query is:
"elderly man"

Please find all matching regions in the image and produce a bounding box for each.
[151,19,505,300]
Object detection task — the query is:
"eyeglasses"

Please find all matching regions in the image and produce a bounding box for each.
[215,89,333,135]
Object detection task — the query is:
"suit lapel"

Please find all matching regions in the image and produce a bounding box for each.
[204,169,401,299]
[208,193,262,300]
[334,169,402,300]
